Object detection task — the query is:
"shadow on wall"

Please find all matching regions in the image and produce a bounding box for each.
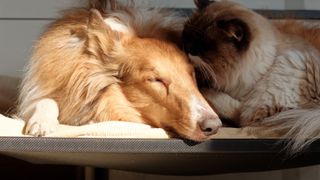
[0,76,20,114]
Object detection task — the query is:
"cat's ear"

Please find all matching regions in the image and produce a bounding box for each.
[194,0,215,10]
[218,19,247,42]
[217,19,251,50]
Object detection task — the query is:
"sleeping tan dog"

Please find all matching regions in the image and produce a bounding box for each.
[17,0,222,141]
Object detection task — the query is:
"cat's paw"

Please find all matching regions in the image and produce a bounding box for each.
[240,105,270,126]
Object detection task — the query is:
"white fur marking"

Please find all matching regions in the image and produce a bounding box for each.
[104,18,130,33]
[190,95,217,123]
[190,95,204,123]
[67,37,83,48]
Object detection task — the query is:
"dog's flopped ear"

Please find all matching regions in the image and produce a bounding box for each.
[88,9,106,28]
[87,9,132,59]
[217,19,251,51]
[194,0,215,9]
[89,9,132,37]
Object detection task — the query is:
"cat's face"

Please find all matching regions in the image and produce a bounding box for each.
[182,0,255,86]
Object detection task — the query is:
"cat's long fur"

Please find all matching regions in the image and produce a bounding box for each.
[183,0,320,153]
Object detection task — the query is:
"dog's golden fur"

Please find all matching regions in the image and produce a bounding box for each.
[17,0,221,140]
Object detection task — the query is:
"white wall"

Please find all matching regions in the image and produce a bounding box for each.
[0,20,49,77]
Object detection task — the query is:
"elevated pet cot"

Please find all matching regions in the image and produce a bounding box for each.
[0,9,320,177]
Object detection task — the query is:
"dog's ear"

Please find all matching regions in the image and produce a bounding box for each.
[217,19,251,51]
[89,9,133,36]
[88,9,106,28]
[87,9,133,59]
[194,0,215,10]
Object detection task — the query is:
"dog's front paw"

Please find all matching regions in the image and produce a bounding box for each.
[23,98,60,136]
[25,114,59,137]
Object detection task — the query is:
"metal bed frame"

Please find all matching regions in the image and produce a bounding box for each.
[1,137,320,175]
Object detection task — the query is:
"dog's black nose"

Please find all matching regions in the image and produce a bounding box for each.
[199,117,221,136]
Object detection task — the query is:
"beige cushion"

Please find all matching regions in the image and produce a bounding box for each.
[0,113,275,139]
